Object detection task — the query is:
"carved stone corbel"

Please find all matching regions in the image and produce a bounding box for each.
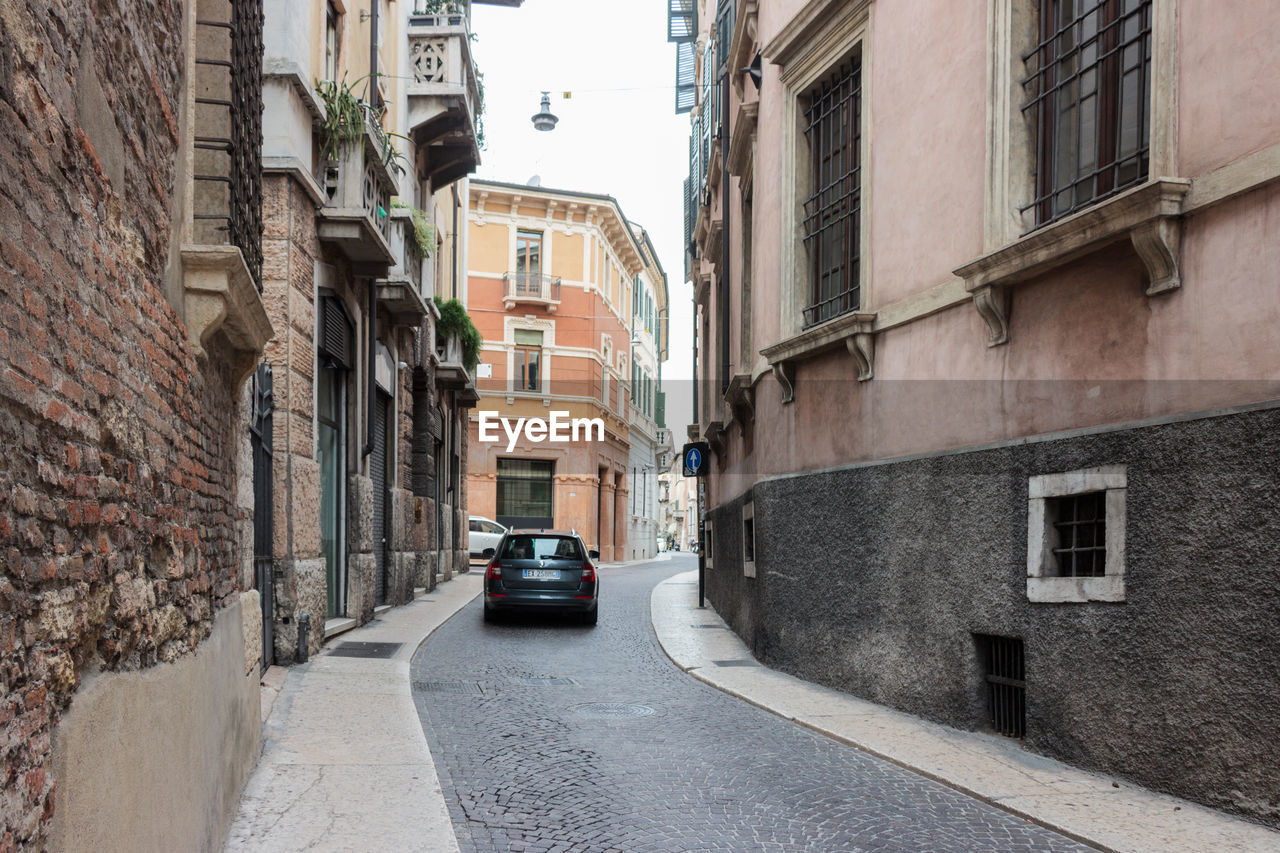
[772,361,796,404]
[182,245,274,385]
[724,373,755,436]
[845,332,874,381]
[1131,216,1182,295]
[704,420,727,460]
[971,284,1010,347]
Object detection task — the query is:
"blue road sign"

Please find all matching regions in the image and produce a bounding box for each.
[682,442,710,477]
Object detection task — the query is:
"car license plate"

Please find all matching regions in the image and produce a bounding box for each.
[522,569,560,580]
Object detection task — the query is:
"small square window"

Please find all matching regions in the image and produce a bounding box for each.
[703,520,714,569]
[742,502,756,578]
[1027,466,1126,603]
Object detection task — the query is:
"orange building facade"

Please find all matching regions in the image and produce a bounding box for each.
[465,180,665,561]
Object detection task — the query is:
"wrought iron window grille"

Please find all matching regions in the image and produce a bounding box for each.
[193,0,264,291]
[1021,0,1152,229]
[802,58,861,329]
[1048,491,1107,577]
[977,634,1026,738]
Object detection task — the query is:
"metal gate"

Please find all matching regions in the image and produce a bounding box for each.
[250,364,274,670]
[372,392,391,606]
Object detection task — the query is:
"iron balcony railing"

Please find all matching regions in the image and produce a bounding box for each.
[504,273,561,303]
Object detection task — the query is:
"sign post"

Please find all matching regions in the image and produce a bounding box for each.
[682,442,710,607]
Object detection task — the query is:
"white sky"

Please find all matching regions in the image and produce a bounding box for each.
[470,0,695,438]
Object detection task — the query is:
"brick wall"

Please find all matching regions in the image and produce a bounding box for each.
[0,3,248,847]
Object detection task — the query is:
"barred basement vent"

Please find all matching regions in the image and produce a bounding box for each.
[975,634,1026,738]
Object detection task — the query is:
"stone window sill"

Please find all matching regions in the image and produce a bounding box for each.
[760,310,875,403]
[182,245,273,385]
[954,178,1190,346]
[1027,575,1125,604]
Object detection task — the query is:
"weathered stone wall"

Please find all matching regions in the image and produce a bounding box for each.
[705,405,1280,825]
[0,0,255,847]
[260,173,326,661]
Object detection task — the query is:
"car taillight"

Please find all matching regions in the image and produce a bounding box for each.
[486,560,502,580]
[580,561,595,583]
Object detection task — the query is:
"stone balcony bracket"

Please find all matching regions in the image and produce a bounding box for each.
[760,311,876,404]
[703,420,727,460]
[376,280,429,327]
[724,373,755,436]
[705,216,724,270]
[728,101,759,190]
[954,178,1190,347]
[181,245,274,386]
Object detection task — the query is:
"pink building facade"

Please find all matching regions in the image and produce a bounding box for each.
[677,0,1280,824]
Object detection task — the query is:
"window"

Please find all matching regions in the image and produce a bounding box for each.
[703,519,713,568]
[802,57,862,328]
[496,459,554,527]
[742,502,755,578]
[514,329,542,391]
[500,534,581,561]
[976,634,1026,738]
[1048,492,1106,577]
[324,3,340,83]
[515,230,543,292]
[1023,0,1152,226]
[1027,465,1126,602]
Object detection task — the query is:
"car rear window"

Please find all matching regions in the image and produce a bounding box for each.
[500,536,583,561]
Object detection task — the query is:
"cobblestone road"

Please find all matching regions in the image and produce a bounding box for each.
[411,555,1092,852]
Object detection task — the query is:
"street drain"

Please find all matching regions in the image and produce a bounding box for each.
[328,642,403,659]
[691,624,727,629]
[413,680,484,694]
[514,676,579,686]
[711,659,759,667]
[571,702,655,718]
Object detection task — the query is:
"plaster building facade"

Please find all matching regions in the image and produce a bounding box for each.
[465,180,669,561]
[0,0,272,847]
[676,0,1280,825]
[257,0,509,661]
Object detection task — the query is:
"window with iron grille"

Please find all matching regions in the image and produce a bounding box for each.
[1048,491,1106,577]
[190,0,264,290]
[975,634,1026,738]
[802,57,861,328]
[1022,0,1152,227]
[1027,466,1126,603]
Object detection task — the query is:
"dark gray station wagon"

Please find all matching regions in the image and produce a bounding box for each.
[482,531,599,625]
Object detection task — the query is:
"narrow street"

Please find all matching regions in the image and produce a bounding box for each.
[410,554,1090,853]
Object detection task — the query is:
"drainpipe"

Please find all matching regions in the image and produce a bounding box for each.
[451,183,460,299]
[364,281,375,458]
[369,0,380,106]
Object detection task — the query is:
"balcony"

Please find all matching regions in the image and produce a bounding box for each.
[407,4,482,189]
[316,112,397,269]
[434,330,480,406]
[376,212,430,327]
[502,273,561,311]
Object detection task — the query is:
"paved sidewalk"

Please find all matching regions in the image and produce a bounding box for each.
[651,570,1280,853]
[224,574,483,853]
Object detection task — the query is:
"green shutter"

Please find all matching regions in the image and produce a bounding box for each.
[514,329,543,346]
